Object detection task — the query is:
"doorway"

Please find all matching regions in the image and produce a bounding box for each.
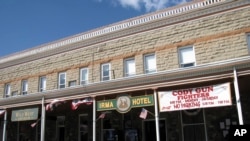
[57,116,65,141]
[143,119,167,141]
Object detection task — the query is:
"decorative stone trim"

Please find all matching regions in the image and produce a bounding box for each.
[0,0,229,64]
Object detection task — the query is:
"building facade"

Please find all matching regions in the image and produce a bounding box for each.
[0,0,250,141]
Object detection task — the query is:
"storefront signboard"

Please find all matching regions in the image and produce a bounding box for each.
[11,107,39,121]
[158,83,232,112]
[97,95,154,113]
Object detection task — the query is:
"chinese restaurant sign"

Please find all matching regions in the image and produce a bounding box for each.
[97,95,154,113]
[158,83,232,112]
[11,107,39,121]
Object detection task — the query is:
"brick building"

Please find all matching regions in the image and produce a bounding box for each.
[0,0,250,141]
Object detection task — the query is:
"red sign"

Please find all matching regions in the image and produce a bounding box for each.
[158,83,232,112]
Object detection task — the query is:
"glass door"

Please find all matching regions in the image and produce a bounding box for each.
[181,109,207,141]
[79,114,89,141]
[143,119,167,141]
[57,116,65,141]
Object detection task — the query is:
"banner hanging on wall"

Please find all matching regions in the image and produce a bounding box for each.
[158,83,232,112]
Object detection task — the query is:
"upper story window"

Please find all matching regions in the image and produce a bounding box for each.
[4,84,11,98]
[178,46,196,68]
[12,91,18,97]
[144,53,156,74]
[39,76,46,92]
[21,80,28,95]
[101,63,111,81]
[124,58,136,77]
[247,34,250,53]
[58,72,66,89]
[80,68,88,85]
[69,80,77,87]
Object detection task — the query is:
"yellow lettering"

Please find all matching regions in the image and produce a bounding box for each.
[100,101,114,109]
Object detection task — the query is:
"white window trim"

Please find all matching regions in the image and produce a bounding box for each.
[124,58,136,77]
[39,76,46,92]
[178,46,196,68]
[4,84,11,98]
[101,63,111,81]
[144,53,157,74]
[58,72,66,89]
[80,68,89,85]
[247,34,250,53]
[21,80,28,95]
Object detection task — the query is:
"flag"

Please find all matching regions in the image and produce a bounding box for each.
[46,99,65,111]
[71,97,93,110]
[98,112,106,119]
[139,108,148,119]
[31,118,40,128]
[0,110,5,116]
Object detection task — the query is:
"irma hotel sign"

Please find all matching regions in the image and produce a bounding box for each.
[97,95,154,113]
[11,107,39,122]
[158,83,232,112]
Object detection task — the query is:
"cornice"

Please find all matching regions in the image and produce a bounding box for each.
[0,56,250,109]
[1,0,248,69]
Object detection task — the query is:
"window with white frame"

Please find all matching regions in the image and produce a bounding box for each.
[124,58,136,77]
[21,80,28,95]
[144,53,156,74]
[247,34,250,53]
[4,84,11,98]
[39,76,46,92]
[58,72,66,89]
[101,63,111,81]
[80,68,88,85]
[179,46,196,68]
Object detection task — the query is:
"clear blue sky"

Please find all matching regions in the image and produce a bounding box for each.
[0,0,189,58]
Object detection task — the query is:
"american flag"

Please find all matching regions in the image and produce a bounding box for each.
[71,97,93,110]
[139,108,148,119]
[98,112,106,119]
[31,118,40,128]
[46,99,65,111]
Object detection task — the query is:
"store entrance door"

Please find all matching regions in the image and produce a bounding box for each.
[143,119,167,141]
[57,116,65,141]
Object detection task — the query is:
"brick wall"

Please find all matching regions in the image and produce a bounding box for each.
[0,7,250,97]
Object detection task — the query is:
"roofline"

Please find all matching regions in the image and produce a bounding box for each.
[0,0,229,64]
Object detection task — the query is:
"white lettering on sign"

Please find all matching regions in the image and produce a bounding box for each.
[158,83,232,112]
[234,129,247,136]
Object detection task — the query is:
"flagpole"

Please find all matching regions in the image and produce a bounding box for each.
[92,97,96,141]
[233,68,244,125]
[2,110,7,141]
[40,97,46,141]
[153,89,160,141]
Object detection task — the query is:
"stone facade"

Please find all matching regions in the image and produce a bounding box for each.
[0,6,249,98]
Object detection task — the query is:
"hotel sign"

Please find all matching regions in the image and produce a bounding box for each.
[158,83,232,112]
[97,95,154,113]
[11,107,39,121]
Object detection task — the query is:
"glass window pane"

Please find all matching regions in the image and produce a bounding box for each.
[81,68,88,84]
[125,58,135,76]
[22,80,28,95]
[103,65,109,76]
[40,76,46,92]
[102,64,110,81]
[145,54,156,73]
[180,47,195,64]
[248,34,250,52]
[59,73,66,88]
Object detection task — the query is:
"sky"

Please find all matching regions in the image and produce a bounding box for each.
[0,0,190,58]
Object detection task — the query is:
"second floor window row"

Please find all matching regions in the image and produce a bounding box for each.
[3,48,197,98]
